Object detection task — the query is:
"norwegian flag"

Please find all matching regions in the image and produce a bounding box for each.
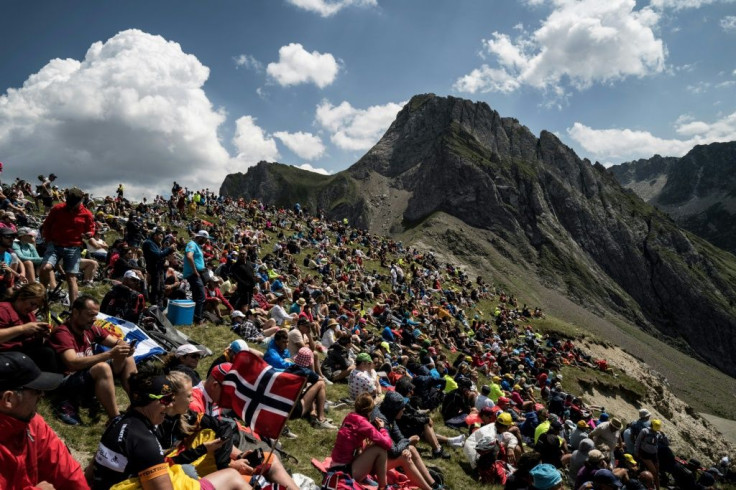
[221,351,306,440]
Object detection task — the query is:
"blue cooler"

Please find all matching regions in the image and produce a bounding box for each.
[167,300,195,326]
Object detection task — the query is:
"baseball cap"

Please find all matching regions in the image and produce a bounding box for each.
[651,419,662,431]
[195,230,210,239]
[356,352,372,363]
[639,408,651,419]
[123,270,141,281]
[175,344,206,357]
[129,374,173,407]
[228,339,249,354]
[0,352,63,392]
[211,362,232,383]
[593,469,623,488]
[231,310,245,319]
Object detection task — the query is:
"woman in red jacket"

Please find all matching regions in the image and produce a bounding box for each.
[330,393,392,489]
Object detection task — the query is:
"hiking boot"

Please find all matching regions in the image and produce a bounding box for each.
[312,418,338,430]
[55,401,81,426]
[431,448,451,459]
[282,426,298,439]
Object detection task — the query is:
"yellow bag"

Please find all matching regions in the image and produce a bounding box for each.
[109,464,201,490]
[165,428,219,477]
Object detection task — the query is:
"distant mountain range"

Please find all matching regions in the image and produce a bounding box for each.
[609,142,736,255]
[221,94,736,378]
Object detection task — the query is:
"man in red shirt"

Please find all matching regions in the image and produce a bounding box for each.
[49,295,137,425]
[39,187,95,303]
[0,351,90,490]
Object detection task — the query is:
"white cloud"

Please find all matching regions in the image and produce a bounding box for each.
[454,0,665,96]
[294,163,331,174]
[721,16,736,31]
[266,43,339,88]
[650,0,730,10]
[234,53,263,71]
[0,29,231,198]
[273,130,325,159]
[568,111,736,162]
[315,99,405,151]
[232,116,280,165]
[285,0,377,17]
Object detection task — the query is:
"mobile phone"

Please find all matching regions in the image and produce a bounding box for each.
[245,448,264,466]
[129,339,139,350]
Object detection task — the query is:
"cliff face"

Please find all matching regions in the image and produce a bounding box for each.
[610,142,736,254]
[221,94,736,376]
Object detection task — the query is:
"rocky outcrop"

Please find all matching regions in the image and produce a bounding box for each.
[221,94,736,377]
[610,142,736,254]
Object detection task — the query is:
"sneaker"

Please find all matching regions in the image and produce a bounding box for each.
[326,400,347,410]
[447,434,466,447]
[312,418,338,430]
[431,448,451,459]
[323,377,334,385]
[55,401,81,426]
[282,426,298,439]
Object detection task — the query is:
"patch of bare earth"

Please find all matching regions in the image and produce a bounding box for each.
[582,342,734,465]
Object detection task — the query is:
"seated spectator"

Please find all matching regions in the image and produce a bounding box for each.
[441,377,476,428]
[263,329,293,371]
[100,270,145,323]
[0,283,58,372]
[85,229,109,262]
[321,318,339,348]
[161,371,299,490]
[269,295,296,327]
[163,343,207,385]
[348,352,378,400]
[321,334,355,383]
[91,369,248,490]
[0,352,90,490]
[13,227,42,283]
[207,339,262,379]
[285,346,337,430]
[49,295,137,425]
[204,275,233,322]
[529,463,564,490]
[329,393,392,488]
[371,391,443,490]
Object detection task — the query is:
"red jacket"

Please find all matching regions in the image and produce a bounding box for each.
[0,412,89,490]
[42,203,95,247]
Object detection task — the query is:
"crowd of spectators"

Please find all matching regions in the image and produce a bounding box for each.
[0,173,731,489]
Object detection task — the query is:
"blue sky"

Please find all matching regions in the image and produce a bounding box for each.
[1,0,735,198]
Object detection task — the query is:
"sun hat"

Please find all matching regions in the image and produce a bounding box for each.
[610,418,623,430]
[123,270,141,281]
[639,408,651,419]
[529,464,562,490]
[293,347,314,368]
[0,352,63,392]
[587,450,604,463]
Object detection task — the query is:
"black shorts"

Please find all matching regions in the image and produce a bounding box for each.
[290,397,304,419]
[42,196,53,207]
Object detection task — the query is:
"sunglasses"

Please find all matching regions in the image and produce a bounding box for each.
[186,353,203,359]
[148,393,175,405]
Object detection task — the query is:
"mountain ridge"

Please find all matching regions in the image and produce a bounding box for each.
[220,93,736,380]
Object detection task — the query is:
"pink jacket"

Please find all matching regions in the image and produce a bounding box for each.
[330,412,392,466]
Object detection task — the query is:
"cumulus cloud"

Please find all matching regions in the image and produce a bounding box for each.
[650,0,728,10]
[294,163,331,174]
[267,43,339,88]
[273,131,325,160]
[234,53,264,71]
[285,0,377,17]
[232,116,280,165]
[568,111,736,162]
[453,0,665,97]
[721,16,736,31]
[0,29,232,198]
[315,99,405,151]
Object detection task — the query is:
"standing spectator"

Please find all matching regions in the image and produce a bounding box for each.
[230,250,256,310]
[183,230,209,325]
[0,352,90,490]
[142,228,175,308]
[37,174,57,211]
[39,187,95,304]
[635,419,668,490]
[589,417,623,463]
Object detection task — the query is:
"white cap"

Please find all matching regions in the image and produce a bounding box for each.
[229,339,249,354]
[175,344,206,357]
[195,230,210,239]
[123,270,141,280]
[231,310,245,318]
